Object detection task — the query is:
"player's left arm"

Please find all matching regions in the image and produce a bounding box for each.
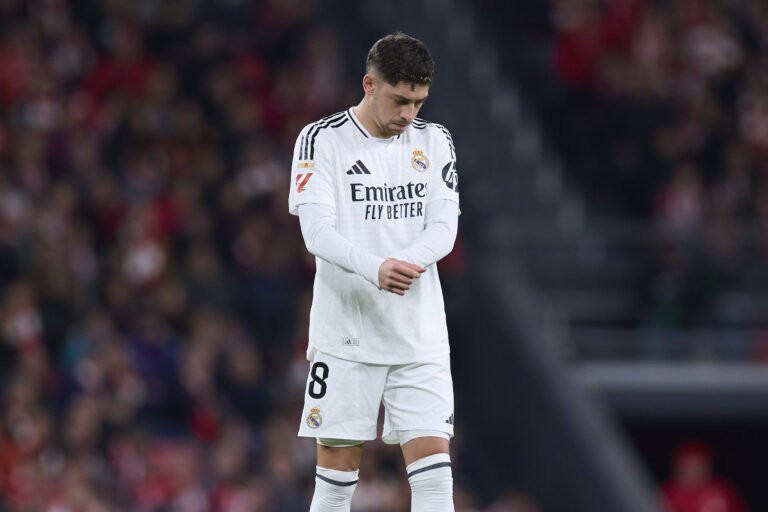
[391,124,460,268]
[390,199,458,268]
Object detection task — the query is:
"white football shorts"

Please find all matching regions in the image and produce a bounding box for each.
[298,351,454,444]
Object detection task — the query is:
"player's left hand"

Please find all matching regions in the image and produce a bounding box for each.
[378,258,426,295]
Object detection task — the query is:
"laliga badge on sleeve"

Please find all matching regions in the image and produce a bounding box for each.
[411,150,429,172]
[296,173,313,193]
[307,407,323,429]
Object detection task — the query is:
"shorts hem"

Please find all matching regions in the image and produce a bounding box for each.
[308,347,450,366]
[297,431,377,441]
[381,427,454,445]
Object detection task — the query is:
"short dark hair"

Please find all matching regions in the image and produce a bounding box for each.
[366,33,434,86]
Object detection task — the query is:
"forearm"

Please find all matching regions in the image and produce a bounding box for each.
[298,203,384,287]
[392,199,459,268]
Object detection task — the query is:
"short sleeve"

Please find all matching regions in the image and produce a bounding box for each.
[427,124,459,207]
[288,122,336,216]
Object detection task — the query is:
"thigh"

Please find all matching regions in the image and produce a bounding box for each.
[298,351,388,441]
[381,354,454,445]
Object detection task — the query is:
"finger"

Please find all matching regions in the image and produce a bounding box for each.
[403,262,427,274]
[389,274,414,286]
[386,286,406,296]
[394,265,421,279]
[388,280,411,291]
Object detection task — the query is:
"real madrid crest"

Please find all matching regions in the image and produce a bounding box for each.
[411,150,429,172]
[306,407,322,429]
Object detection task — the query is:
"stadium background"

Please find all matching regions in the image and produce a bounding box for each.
[1,0,767,510]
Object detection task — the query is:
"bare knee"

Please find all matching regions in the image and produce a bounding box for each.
[401,436,450,467]
[317,444,364,471]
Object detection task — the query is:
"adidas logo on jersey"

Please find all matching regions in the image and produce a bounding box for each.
[445,414,454,425]
[346,160,371,175]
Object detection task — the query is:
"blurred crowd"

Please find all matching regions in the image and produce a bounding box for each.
[550,0,768,358]
[661,441,748,512]
[552,0,767,221]
[0,0,502,511]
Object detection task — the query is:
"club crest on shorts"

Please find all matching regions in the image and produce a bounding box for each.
[411,150,429,172]
[306,407,323,429]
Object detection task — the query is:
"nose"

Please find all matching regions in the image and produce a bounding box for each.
[400,104,415,122]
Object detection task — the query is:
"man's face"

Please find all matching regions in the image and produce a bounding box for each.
[368,76,429,137]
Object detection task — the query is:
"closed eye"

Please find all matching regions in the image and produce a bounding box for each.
[393,94,428,106]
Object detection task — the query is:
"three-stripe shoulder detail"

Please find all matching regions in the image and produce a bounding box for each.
[347,108,368,138]
[301,112,349,160]
[412,119,455,160]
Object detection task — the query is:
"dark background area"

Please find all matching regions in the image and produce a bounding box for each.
[622,418,768,510]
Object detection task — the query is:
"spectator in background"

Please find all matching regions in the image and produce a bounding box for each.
[661,441,748,512]
[548,0,768,368]
[0,1,472,510]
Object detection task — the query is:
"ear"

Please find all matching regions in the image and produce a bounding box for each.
[362,74,376,96]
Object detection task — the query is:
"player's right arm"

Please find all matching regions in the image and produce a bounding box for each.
[289,122,422,294]
[298,204,423,295]
[298,202,382,287]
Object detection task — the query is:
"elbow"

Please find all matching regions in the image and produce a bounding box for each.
[303,223,327,257]
[304,237,319,257]
[435,244,454,263]
[436,226,458,262]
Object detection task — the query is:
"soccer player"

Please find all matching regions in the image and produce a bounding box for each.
[288,33,460,511]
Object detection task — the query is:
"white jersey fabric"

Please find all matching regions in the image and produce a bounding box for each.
[297,199,458,287]
[289,108,460,365]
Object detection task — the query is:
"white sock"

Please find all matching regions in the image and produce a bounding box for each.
[309,466,359,512]
[407,453,454,511]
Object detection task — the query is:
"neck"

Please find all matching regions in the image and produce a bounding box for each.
[354,99,388,139]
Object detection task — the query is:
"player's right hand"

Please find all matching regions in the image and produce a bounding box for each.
[378,258,426,295]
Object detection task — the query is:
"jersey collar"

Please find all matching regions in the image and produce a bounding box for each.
[348,107,400,143]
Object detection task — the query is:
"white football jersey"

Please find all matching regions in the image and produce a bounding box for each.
[289,108,459,364]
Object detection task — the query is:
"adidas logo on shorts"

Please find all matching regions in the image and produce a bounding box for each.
[445,414,454,425]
